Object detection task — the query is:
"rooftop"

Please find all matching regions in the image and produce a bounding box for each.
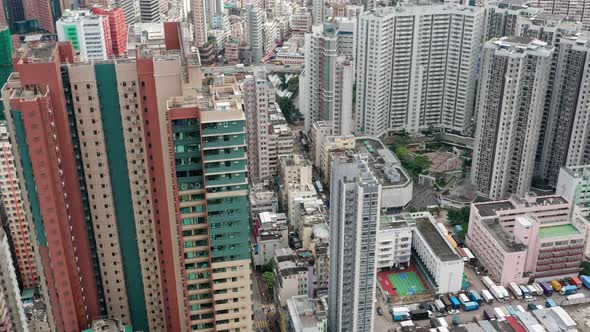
[380,214,414,230]
[482,219,526,252]
[415,217,459,262]
[354,137,410,187]
[539,224,580,239]
[476,201,517,217]
[14,42,57,63]
[474,195,569,217]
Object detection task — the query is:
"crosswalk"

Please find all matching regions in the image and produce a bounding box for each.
[254,320,269,330]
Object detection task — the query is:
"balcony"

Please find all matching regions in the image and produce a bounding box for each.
[203,150,246,162]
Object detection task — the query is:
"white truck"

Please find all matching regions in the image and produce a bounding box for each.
[491,285,505,301]
[482,276,495,290]
[509,282,523,299]
[235,63,245,69]
[498,286,510,299]
[481,289,494,304]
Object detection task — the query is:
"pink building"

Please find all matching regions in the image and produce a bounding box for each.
[513,216,585,280]
[466,194,585,285]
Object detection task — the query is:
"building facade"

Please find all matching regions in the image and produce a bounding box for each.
[243,74,274,180]
[518,17,582,186]
[0,228,28,332]
[2,43,102,332]
[56,10,112,61]
[302,22,354,134]
[471,37,553,199]
[91,7,129,56]
[532,0,590,30]
[355,5,484,137]
[0,123,37,289]
[377,215,412,269]
[329,155,380,332]
[245,4,264,63]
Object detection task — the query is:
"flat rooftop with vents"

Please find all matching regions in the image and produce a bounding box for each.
[482,219,526,252]
[415,217,459,262]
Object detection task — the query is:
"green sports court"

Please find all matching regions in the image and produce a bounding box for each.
[378,267,429,297]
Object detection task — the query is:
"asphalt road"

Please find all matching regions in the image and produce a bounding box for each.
[202,63,303,75]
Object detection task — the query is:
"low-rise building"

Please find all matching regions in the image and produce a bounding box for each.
[286,183,318,226]
[516,216,585,280]
[269,123,295,175]
[276,40,305,64]
[286,295,328,332]
[274,248,314,307]
[466,216,528,285]
[249,180,279,220]
[467,195,586,285]
[279,154,313,188]
[377,214,413,269]
[300,211,328,250]
[253,212,289,267]
[290,194,324,234]
[291,9,312,35]
[556,165,590,258]
[225,39,240,62]
[313,241,329,294]
[467,194,570,233]
[410,212,464,294]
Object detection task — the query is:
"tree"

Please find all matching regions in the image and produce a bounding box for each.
[262,271,275,296]
[278,73,287,83]
[277,96,301,123]
[581,261,590,275]
[403,155,432,178]
[447,207,470,226]
[261,260,275,273]
[287,76,299,92]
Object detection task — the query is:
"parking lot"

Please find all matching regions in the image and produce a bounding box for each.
[376,263,590,330]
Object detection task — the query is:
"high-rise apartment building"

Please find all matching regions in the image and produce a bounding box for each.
[192,0,208,46]
[118,0,140,24]
[525,21,587,187]
[0,227,28,332]
[243,74,273,180]
[329,154,380,332]
[1,42,102,332]
[64,60,166,331]
[165,76,253,332]
[355,5,484,137]
[1,0,24,29]
[139,0,162,22]
[91,6,129,56]
[564,34,590,170]
[301,23,354,135]
[57,10,113,61]
[0,123,37,289]
[532,0,590,30]
[22,0,64,33]
[312,0,324,25]
[0,26,12,114]
[471,37,553,199]
[484,0,538,41]
[245,4,264,64]
[0,0,7,27]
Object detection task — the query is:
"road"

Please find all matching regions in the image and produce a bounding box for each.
[202,63,303,75]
